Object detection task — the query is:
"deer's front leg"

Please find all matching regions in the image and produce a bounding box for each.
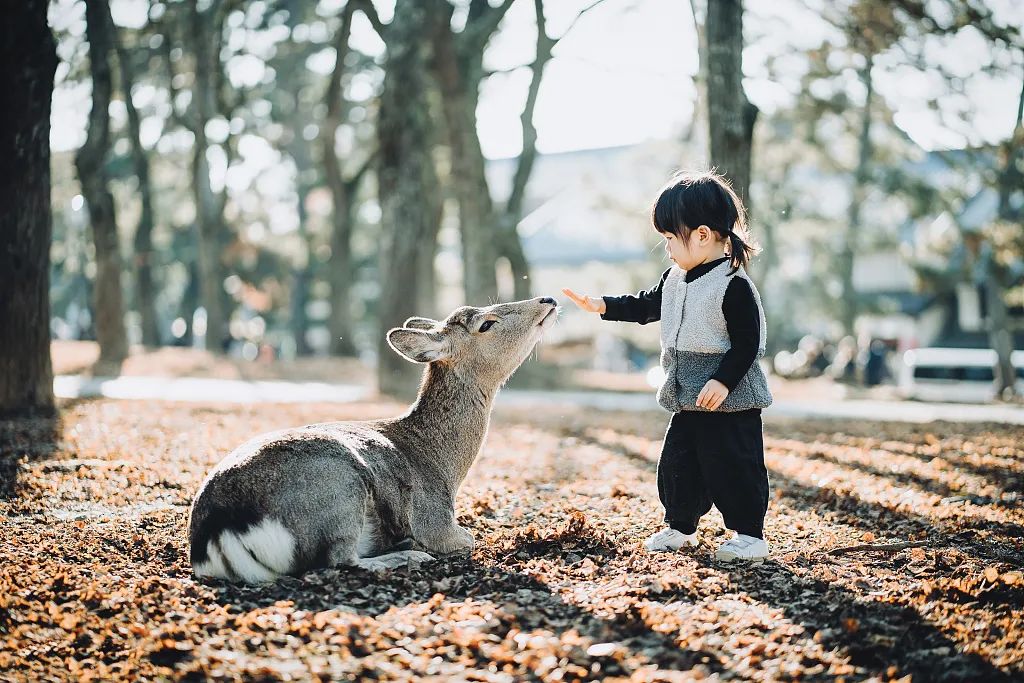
[410,493,474,555]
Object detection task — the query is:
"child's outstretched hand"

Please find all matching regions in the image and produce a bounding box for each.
[561,288,606,314]
[697,379,729,410]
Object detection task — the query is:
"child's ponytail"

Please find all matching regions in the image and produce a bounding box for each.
[726,221,758,274]
[715,174,758,274]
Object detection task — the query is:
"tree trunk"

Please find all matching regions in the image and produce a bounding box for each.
[759,217,782,356]
[178,253,200,346]
[984,270,1015,399]
[327,187,360,356]
[376,4,443,398]
[990,59,1024,398]
[494,0,602,301]
[685,0,710,160]
[838,54,874,337]
[706,0,758,206]
[496,0,557,302]
[76,0,129,369]
[112,11,160,347]
[291,187,313,357]
[497,215,532,302]
[322,3,359,357]
[188,0,228,352]
[415,199,444,320]
[432,6,499,304]
[0,0,57,416]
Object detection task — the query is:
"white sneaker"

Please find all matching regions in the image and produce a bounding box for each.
[715,534,769,562]
[644,528,699,552]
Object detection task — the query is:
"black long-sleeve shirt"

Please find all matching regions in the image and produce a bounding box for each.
[601,257,761,391]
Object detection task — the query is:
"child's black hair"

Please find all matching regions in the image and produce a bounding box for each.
[651,170,758,273]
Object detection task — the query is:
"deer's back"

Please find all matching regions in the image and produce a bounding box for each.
[188,421,409,573]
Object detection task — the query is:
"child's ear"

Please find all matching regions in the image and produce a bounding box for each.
[387,327,450,363]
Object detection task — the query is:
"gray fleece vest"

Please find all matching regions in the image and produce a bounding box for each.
[656,262,773,413]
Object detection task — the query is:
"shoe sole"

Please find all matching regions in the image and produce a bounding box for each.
[645,542,700,552]
[715,551,767,563]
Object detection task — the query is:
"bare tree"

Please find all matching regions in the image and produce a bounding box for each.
[833,2,905,336]
[494,0,550,302]
[835,52,875,336]
[987,56,1024,397]
[895,1,1022,396]
[0,0,57,416]
[76,0,129,368]
[494,0,604,301]
[431,0,515,304]
[322,0,376,356]
[705,0,757,207]
[182,0,237,351]
[374,4,445,396]
[111,7,160,347]
[685,0,710,158]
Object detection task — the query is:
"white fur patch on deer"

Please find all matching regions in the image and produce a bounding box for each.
[193,518,296,583]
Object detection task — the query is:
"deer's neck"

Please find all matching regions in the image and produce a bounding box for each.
[400,362,497,486]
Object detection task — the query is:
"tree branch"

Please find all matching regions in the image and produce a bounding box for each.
[345,147,378,193]
[551,0,606,47]
[326,1,357,121]
[354,0,387,41]
[462,0,516,51]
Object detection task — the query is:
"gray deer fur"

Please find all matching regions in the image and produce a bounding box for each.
[189,297,559,583]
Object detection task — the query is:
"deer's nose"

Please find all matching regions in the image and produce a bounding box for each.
[538,297,557,306]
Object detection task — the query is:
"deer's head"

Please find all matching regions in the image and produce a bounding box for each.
[387,297,559,386]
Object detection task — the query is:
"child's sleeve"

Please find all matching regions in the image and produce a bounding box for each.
[599,268,671,325]
[710,277,760,390]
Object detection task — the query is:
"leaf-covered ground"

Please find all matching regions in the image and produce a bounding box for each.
[1,398,1022,681]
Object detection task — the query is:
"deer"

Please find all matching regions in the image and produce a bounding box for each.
[188,296,559,583]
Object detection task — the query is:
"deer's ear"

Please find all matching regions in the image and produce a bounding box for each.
[403,316,441,331]
[387,328,450,363]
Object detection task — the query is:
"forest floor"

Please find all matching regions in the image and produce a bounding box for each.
[1,397,1022,681]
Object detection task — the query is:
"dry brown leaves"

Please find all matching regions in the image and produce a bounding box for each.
[1,399,1021,681]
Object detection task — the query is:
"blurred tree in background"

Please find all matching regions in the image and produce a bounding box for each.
[744,0,1021,374]
[705,0,756,208]
[113,2,160,348]
[2,0,1022,402]
[77,0,129,369]
[373,2,444,396]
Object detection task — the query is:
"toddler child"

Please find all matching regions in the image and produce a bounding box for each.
[563,170,773,562]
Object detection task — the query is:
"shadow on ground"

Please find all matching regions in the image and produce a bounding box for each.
[198,524,726,677]
[551,417,1022,680]
[0,410,64,499]
[4,400,1021,681]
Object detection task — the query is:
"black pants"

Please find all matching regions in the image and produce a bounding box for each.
[657,408,769,539]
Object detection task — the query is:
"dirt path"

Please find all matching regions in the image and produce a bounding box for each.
[2,399,1021,681]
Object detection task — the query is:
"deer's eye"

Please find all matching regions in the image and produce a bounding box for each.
[478,320,496,333]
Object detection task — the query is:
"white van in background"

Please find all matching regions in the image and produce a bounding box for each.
[899,347,1024,402]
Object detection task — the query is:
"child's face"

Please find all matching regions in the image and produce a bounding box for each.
[662,226,724,270]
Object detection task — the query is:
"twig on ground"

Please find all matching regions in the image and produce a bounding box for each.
[827,540,932,556]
